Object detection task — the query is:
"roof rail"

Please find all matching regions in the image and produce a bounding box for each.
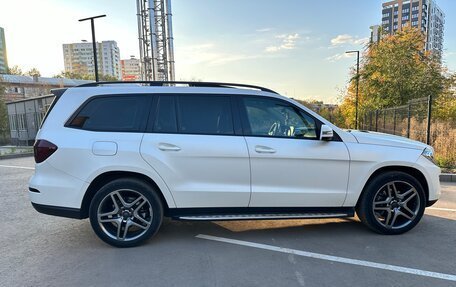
[75,81,278,94]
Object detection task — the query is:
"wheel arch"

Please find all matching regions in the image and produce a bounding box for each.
[80,171,171,219]
[356,165,429,207]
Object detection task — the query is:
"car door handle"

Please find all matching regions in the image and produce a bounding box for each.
[158,143,181,151]
[255,145,276,154]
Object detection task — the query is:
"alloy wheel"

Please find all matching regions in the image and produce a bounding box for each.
[97,189,153,241]
[372,181,421,230]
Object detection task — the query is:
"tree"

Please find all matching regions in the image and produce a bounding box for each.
[26,68,41,77]
[0,76,8,136]
[7,65,23,75]
[339,27,452,127]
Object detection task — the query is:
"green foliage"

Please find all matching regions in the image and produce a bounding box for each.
[26,68,41,77]
[7,65,23,75]
[433,74,456,121]
[54,71,119,81]
[0,76,8,133]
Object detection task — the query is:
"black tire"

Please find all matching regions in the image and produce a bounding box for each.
[356,171,426,235]
[89,178,163,247]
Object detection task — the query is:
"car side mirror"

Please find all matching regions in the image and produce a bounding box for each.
[320,125,334,141]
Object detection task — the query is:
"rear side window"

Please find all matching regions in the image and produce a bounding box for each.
[154,96,177,133]
[67,95,152,132]
[177,95,234,135]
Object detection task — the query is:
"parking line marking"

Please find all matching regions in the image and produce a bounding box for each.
[196,234,456,282]
[427,207,456,212]
[0,164,35,170]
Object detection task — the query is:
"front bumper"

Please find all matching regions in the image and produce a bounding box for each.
[415,155,441,204]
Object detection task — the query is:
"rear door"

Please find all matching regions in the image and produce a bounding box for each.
[140,94,251,208]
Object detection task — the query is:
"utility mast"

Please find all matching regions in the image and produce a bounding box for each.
[136,0,175,81]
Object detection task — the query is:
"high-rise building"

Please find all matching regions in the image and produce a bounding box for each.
[0,27,8,74]
[63,41,121,79]
[121,56,141,81]
[381,0,445,59]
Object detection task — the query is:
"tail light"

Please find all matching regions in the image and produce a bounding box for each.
[34,140,58,163]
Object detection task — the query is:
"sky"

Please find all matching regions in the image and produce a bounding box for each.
[1,0,455,104]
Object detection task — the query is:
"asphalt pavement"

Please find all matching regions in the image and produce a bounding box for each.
[1,156,455,287]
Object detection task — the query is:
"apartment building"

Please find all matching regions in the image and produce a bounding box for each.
[381,0,445,58]
[63,41,121,79]
[0,27,8,73]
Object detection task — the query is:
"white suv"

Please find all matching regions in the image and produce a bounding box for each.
[29,81,441,247]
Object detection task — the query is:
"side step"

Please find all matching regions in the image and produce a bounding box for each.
[174,211,354,221]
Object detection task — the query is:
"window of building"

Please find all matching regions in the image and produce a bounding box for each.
[241,97,317,139]
[9,115,17,131]
[176,95,234,135]
[17,114,26,130]
[67,95,152,132]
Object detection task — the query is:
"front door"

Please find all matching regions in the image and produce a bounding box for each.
[239,96,350,207]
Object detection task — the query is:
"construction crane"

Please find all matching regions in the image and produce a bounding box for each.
[136,0,175,81]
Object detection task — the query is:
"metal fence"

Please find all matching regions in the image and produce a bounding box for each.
[359,95,456,167]
[359,96,433,144]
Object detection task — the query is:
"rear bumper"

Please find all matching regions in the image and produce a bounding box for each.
[28,161,88,208]
[31,202,83,219]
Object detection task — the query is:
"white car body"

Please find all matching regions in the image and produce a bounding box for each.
[28,84,440,237]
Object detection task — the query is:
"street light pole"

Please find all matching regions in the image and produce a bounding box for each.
[346,50,360,130]
[79,15,106,82]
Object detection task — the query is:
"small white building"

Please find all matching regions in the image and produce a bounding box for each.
[121,56,141,81]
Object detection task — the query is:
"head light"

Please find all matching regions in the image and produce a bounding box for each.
[422,147,435,164]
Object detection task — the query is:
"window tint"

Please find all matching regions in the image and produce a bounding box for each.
[154,96,177,133]
[242,97,317,139]
[68,96,151,132]
[177,95,234,135]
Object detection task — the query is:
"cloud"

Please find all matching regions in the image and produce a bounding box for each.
[265,33,300,53]
[330,34,368,46]
[176,42,267,66]
[256,28,272,32]
[326,53,352,62]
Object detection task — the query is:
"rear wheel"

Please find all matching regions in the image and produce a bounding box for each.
[89,178,163,247]
[357,171,425,235]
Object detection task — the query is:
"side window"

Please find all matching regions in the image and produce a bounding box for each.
[177,95,234,135]
[67,96,151,132]
[153,95,177,133]
[242,97,317,139]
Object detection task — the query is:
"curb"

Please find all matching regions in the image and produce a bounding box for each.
[0,152,34,160]
[440,173,456,183]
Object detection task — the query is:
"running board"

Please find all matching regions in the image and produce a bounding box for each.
[176,212,353,221]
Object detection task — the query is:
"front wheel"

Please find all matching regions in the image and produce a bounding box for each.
[89,178,163,247]
[357,171,426,235]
